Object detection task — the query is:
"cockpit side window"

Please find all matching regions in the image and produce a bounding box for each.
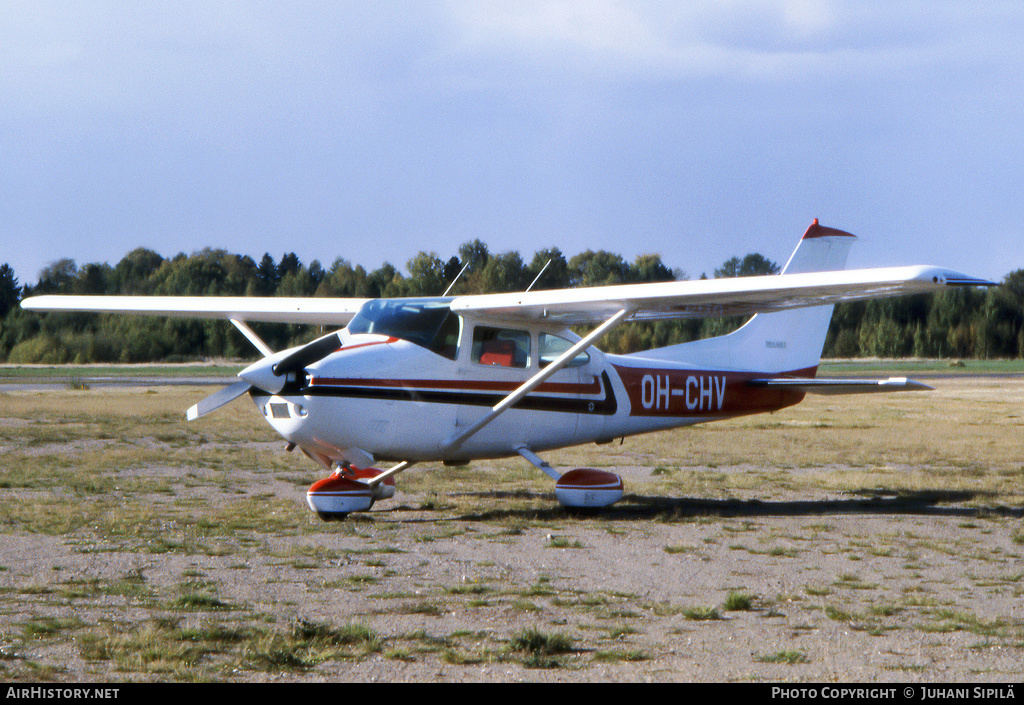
[347,298,460,360]
[429,311,461,360]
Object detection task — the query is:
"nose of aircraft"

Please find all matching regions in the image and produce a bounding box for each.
[237,355,287,394]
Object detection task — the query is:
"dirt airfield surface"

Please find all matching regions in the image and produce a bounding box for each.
[1,371,1023,682]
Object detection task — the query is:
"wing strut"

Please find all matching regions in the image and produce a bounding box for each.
[443,308,630,452]
[230,319,274,357]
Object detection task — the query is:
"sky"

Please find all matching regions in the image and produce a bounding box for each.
[2,1,1021,289]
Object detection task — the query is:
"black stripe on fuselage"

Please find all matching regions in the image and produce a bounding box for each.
[289,371,618,416]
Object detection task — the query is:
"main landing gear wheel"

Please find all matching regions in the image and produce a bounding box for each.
[554,468,624,509]
[306,466,396,521]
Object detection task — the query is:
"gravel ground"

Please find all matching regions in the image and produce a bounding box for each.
[3,463,1023,683]
[2,375,1022,683]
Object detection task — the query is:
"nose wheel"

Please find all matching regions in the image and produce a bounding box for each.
[306,465,397,521]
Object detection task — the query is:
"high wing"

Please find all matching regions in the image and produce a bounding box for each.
[21,295,368,326]
[449,265,993,326]
[22,267,991,329]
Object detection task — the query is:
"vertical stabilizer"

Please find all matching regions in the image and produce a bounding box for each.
[632,220,856,373]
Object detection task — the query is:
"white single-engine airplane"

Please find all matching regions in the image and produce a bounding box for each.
[23,221,994,519]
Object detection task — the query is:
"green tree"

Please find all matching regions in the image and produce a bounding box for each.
[0,264,21,318]
[367,262,404,298]
[701,252,780,339]
[111,248,164,294]
[568,250,630,287]
[254,253,279,295]
[307,260,325,291]
[220,253,257,295]
[278,252,302,279]
[405,252,446,296]
[714,253,780,278]
[35,259,78,294]
[74,262,111,294]
[857,299,912,357]
[526,248,570,291]
[440,256,464,292]
[10,237,1018,363]
[458,239,490,270]
[986,270,1024,357]
[152,249,230,296]
[630,254,675,283]
[480,251,530,293]
[317,258,366,298]
[277,269,311,297]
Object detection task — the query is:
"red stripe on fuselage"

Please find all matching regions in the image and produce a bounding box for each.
[612,364,814,417]
[336,337,399,353]
[308,376,603,396]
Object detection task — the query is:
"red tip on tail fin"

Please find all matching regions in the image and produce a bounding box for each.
[802,219,857,240]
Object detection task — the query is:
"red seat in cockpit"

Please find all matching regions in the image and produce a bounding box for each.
[479,339,515,367]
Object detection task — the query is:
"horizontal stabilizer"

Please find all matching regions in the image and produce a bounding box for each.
[747,376,932,395]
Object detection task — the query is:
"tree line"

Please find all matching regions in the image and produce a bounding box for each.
[0,243,1020,364]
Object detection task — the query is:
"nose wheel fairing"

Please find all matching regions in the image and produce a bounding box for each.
[306,466,396,520]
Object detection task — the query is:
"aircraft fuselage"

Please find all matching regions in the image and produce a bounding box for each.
[251,329,806,465]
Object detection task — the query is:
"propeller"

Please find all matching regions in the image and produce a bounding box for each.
[272,331,342,378]
[186,380,253,421]
[186,330,344,420]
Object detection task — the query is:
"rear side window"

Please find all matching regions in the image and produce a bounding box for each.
[472,327,530,368]
[539,332,589,368]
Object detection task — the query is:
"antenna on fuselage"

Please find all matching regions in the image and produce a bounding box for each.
[442,261,472,296]
[525,259,551,293]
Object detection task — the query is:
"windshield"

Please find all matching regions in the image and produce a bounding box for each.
[347,298,460,360]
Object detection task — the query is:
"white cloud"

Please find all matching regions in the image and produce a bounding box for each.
[442,0,1023,86]
[444,1,850,79]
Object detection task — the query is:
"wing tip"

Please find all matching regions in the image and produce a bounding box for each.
[918,268,997,288]
[943,276,998,288]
